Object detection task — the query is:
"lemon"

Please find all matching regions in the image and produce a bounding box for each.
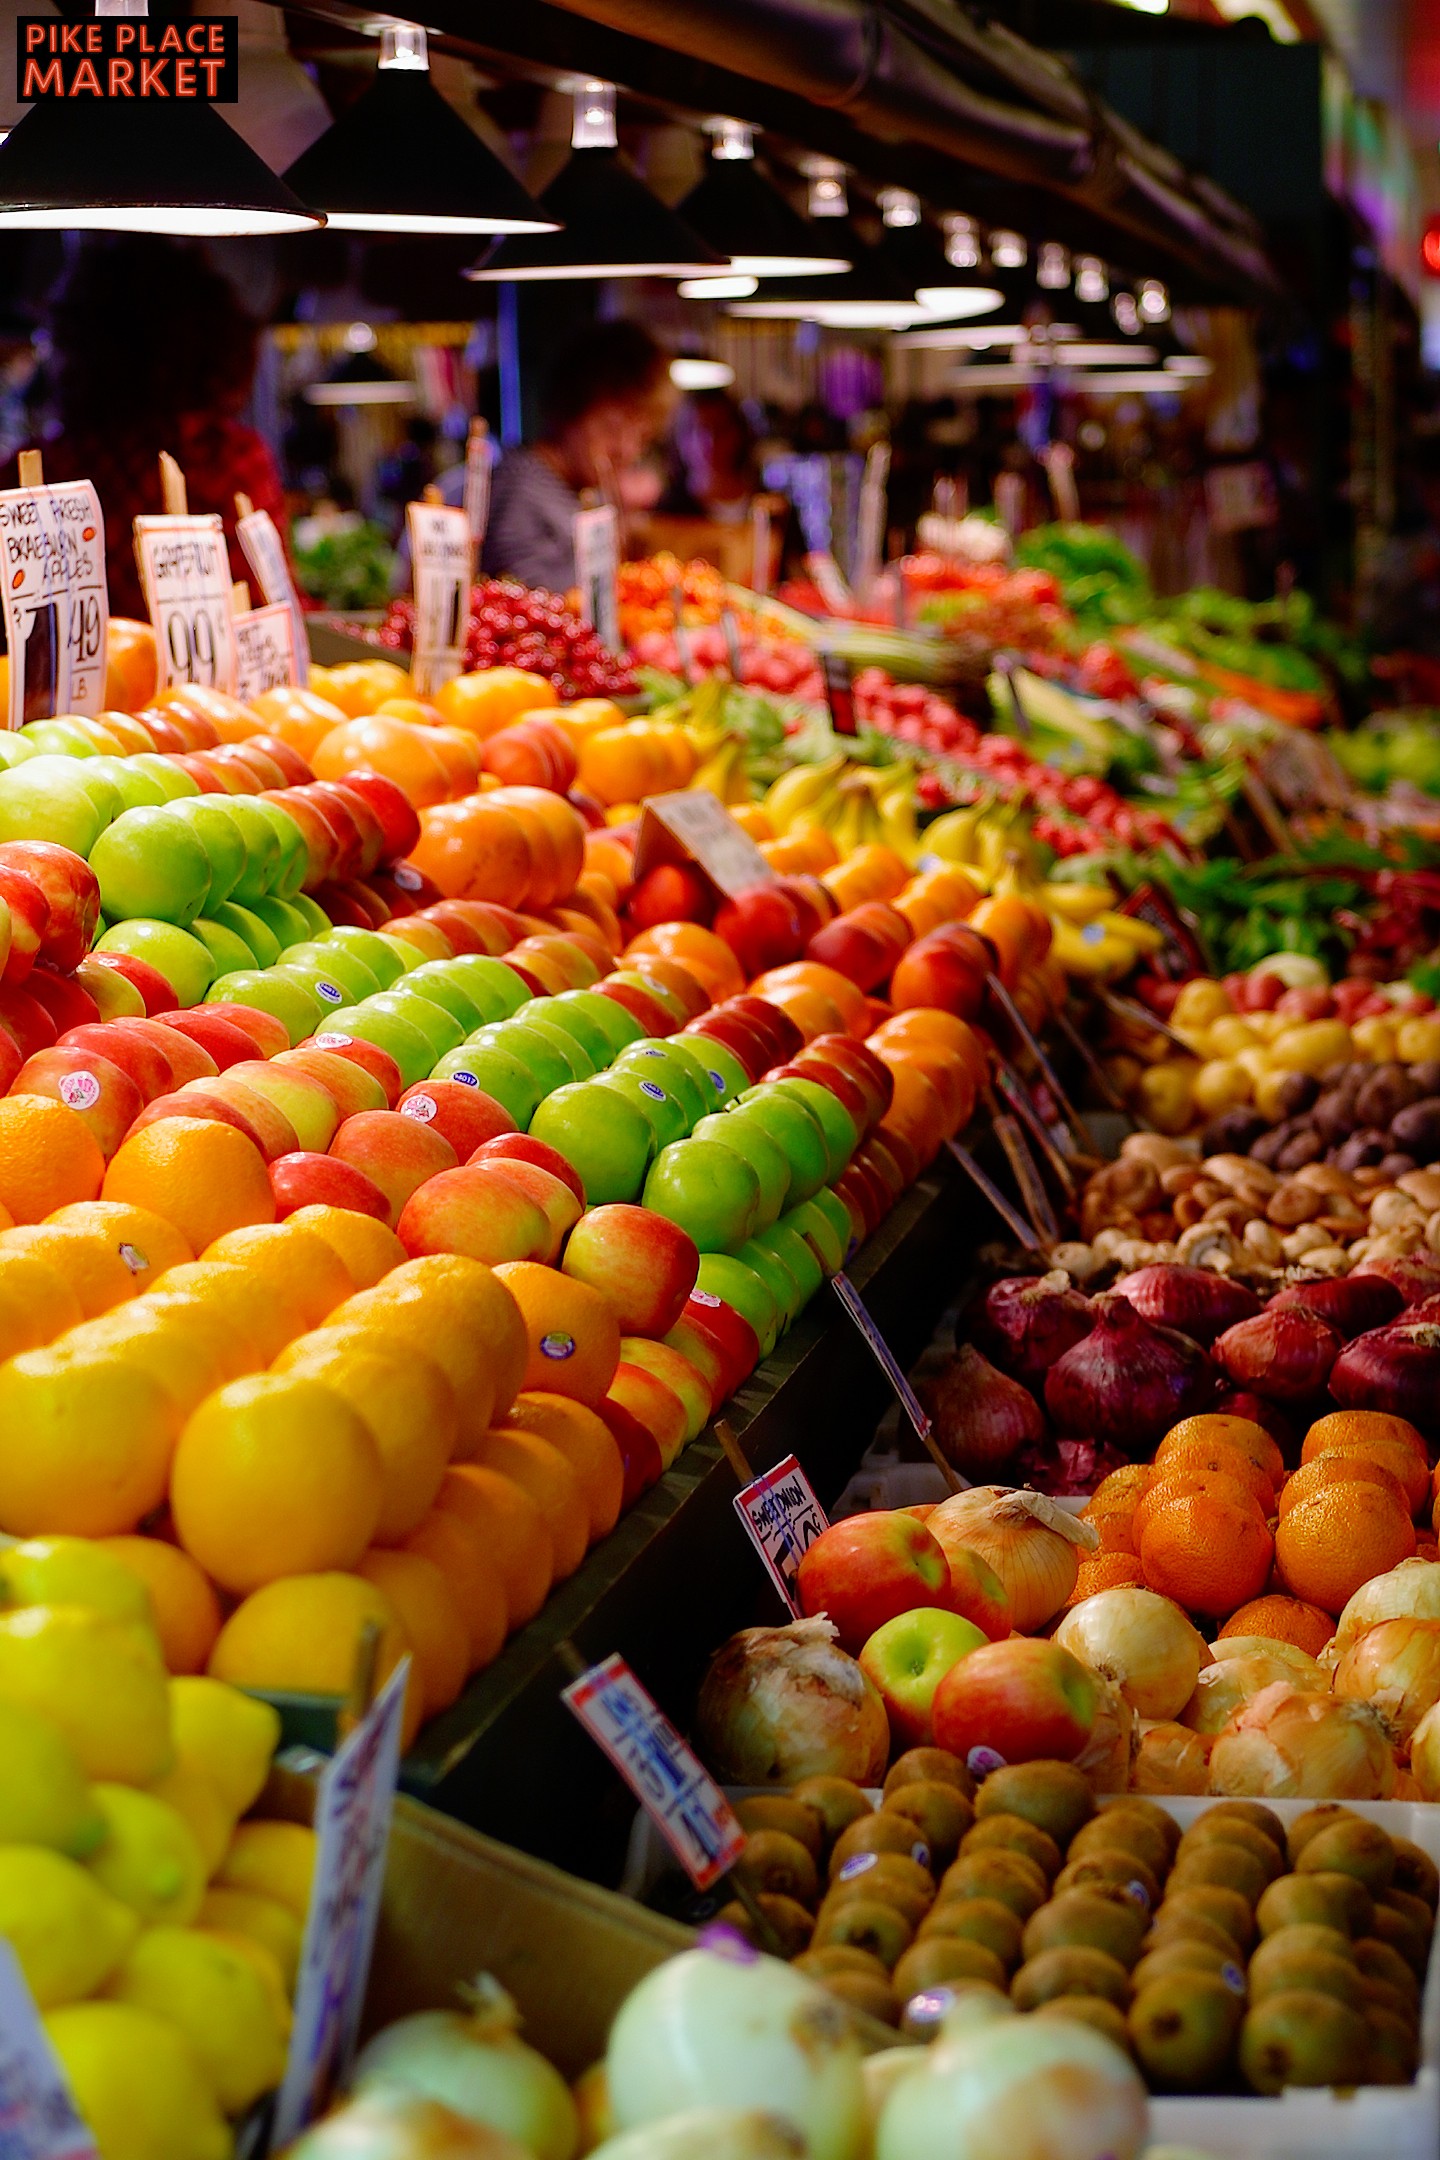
[197,1887,302,1994]
[0,1699,105,1855]
[202,1927,292,2032]
[44,2002,232,2160]
[0,1607,172,1783]
[213,1820,316,1922]
[104,1927,288,2114]
[146,1763,234,1877]
[169,1676,279,1815]
[0,1846,139,2005]
[88,1784,206,1925]
[0,1537,156,1629]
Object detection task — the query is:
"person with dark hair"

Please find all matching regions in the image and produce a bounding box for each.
[8,236,288,619]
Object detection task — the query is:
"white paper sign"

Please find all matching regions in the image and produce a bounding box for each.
[406,501,473,698]
[234,602,299,703]
[0,1943,99,2160]
[572,504,619,653]
[463,422,492,550]
[134,514,238,695]
[236,508,309,686]
[734,1453,829,1615]
[0,482,108,731]
[270,1659,410,2148]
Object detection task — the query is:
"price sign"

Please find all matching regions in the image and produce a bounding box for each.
[633,788,775,903]
[572,505,619,653]
[270,1659,409,2148]
[0,481,108,730]
[563,1653,744,1892]
[236,506,308,686]
[734,1454,828,1614]
[134,514,237,694]
[406,501,473,699]
[0,1943,98,2160]
[822,651,857,737]
[234,602,298,702]
[463,420,492,550]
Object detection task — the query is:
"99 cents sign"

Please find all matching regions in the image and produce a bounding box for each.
[134,514,238,695]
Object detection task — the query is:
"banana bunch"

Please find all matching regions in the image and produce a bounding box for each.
[688,730,751,806]
[924,800,1042,886]
[1048,909,1167,981]
[762,756,921,863]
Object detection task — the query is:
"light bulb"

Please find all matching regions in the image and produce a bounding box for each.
[879,187,920,229]
[804,160,848,218]
[707,118,754,161]
[377,22,427,70]
[1074,255,1108,303]
[572,79,617,151]
[1037,241,1070,290]
[1138,278,1171,322]
[944,215,981,269]
[1112,290,1141,333]
[990,229,1026,269]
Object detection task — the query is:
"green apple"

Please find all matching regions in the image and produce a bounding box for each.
[86,755,168,811]
[753,1221,824,1312]
[431,1042,544,1128]
[206,968,318,1047]
[376,932,423,974]
[330,1002,435,1090]
[780,1197,847,1275]
[97,919,216,1009]
[643,1139,762,1253]
[518,1012,595,1078]
[167,798,247,909]
[665,1035,744,1109]
[614,1041,708,1126]
[277,940,380,1003]
[189,916,257,977]
[90,805,212,927]
[248,800,307,901]
[399,962,487,1030]
[558,987,642,1055]
[213,799,280,906]
[65,760,122,824]
[525,994,612,1070]
[749,1078,857,1185]
[735,1235,803,1327]
[129,753,198,802]
[362,989,463,1062]
[210,900,280,968]
[805,1186,856,1262]
[729,1085,830,1204]
[691,1109,789,1228]
[323,925,407,989]
[595,1066,689,1151]
[0,756,105,854]
[468,1022,575,1099]
[445,955,530,1019]
[244,896,313,952]
[0,734,38,771]
[694,1253,781,1359]
[275,957,350,1021]
[530,1078,653,1204]
[287,893,334,938]
[19,717,100,757]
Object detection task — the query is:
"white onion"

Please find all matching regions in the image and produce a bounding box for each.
[587,2111,806,2160]
[693,1620,889,1787]
[351,1986,580,2160]
[1181,1651,1320,1736]
[1410,1699,1440,1798]
[1056,1589,1208,1720]
[1335,1559,1440,1657]
[1205,1636,1327,1674]
[1073,1666,1136,1792]
[926,1488,1095,1633]
[876,2009,1147,2160]
[1333,1617,1440,1745]
[606,1948,866,2160]
[1207,1681,1397,1799]
[286,2094,532,2160]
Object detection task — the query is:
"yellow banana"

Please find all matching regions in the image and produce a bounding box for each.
[1096,911,1167,954]
[764,755,848,832]
[1042,882,1115,924]
[1048,918,1140,980]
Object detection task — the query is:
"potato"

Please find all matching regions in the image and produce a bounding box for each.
[1172,980,1236,1030]
[1355,1066,1423,1130]
[1270,1020,1356,1075]
[1390,1098,1440,1165]
[1352,1016,1400,1062]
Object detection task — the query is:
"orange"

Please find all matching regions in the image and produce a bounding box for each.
[1277,1454,1409,1519]
[1299,1421,1429,1517]
[147,1260,296,1367]
[313,714,450,808]
[208,1571,416,1742]
[104,1119,275,1256]
[755,982,846,1044]
[1131,1467,1266,1554]
[872,1010,989,1094]
[1139,1491,1273,1618]
[284,1205,405,1291]
[969,893,1051,984]
[1305,1408,1426,1458]
[499,1393,623,1540]
[376,695,446,728]
[1216,1595,1335,1659]
[895,866,985,937]
[356,1549,468,1717]
[761,831,839,876]
[310,659,410,717]
[203,1223,353,1332]
[338,1252,527,1428]
[463,1429,588,1579]
[751,963,868,1035]
[577,725,668,807]
[1079,1501,1137,1555]
[273,1330,456,1541]
[822,843,909,910]
[66,1304,233,1418]
[399,1509,507,1672]
[1064,1551,1146,1605]
[433,1464,552,1628]
[433,667,556,739]
[492,1262,621,1408]
[877,1060,949,1165]
[624,924,745,1002]
[1145,1440,1275,1518]
[105,618,159,712]
[730,804,772,842]
[171,1372,384,1595]
[875,1040,975,1136]
[0,1342,179,1535]
[1158,1416,1286,1491]
[45,1200,193,1293]
[0,1225,137,1318]
[0,1263,83,1359]
[95,1536,223,1674]
[1274,1482,1416,1616]
[0,1095,105,1222]
[408,800,532,905]
[246,686,349,761]
[1090,1464,1153,1510]
[425,725,483,797]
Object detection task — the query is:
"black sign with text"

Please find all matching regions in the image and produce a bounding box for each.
[18,18,238,101]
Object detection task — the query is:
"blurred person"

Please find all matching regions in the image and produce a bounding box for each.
[666,389,757,522]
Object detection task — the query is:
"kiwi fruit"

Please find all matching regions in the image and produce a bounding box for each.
[1021,1888,1148,1970]
[1128,1971,1243,2092]
[811,1895,913,1969]
[1011,1945,1131,2012]
[882,1782,973,1868]
[1155,1883,1256,1954]
[1364,2004,1420,2085]
[1355,1935,1422,2006]
[1033,1996,1132,2052]
[733,1795,823,1860]
[1054,1848,1160,1912]
[1249,1921,1355,1970]
[790,1775,873,1848]
[1248,1949,1365,2012]
[1097,1797,1182,1855]
[1256,1870,1374,1941]
[829,1812,933,1883]
[1381,1885,1435,1939]
[1285,1803,1352,1868]
[1131,1940,1242,1994]
[1143,1910,1241,1961]
[883,1747,974,1800]
[1296,1816,1397,1895]
[1239,1990,1370,2093]
[825,1852,935,1928]
[894,1936,1008,2001]
[973,1761,1093,1847]
[1374,1890,1434,1975]
[939,1849,1049,1922]
[1203,1799,1286,1848]
[959,1813,1062,1880]
[714,1893,814,1958]
[917,1896,1023,1968]
[1177,1816,1284,1883]
[794,1943,890,1983]
[1392,1838,1440,1911]
[1168,1841,1272,1908]
[1362,1974,1418,2025]
[816,1968,900,2025]
[733,1829,820,1907]
[1069,1807,1173,1882]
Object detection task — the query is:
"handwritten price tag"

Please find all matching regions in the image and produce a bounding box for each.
[572,504,619,653]
[0,1943,98,2160]
[0,481,108,729]
[633,788,776,903]
[406,501,472,698]
[563,1653,743,1892]
[734,1454,828,1614]
[236,507,308,685]
[134,514,237,694]
[234,601,298,701]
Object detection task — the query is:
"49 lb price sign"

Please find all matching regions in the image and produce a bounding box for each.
[0,481,107,731]
[134,513,238,695]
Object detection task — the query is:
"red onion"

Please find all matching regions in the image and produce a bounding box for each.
[1272,1275,1404,1338]
[1330,1322,1440,1433]
[922,1344,1044,1475]
[1215,1390,1295,1448]
[1213,1307,1342,1403]
[1044,1294,1215,1456]
[1353,1255,1440,1307]
[1114,1263,1260,1345]
[972,1271,1094,1392]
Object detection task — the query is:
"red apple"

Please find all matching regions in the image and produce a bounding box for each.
[226,1059,339,1152]
[166,750,224,790]
[216,742,288,790]
[624,954,710,1021]
[274,1048,389,1120]
[302,1030,403,1106]
[682,1010,765,1082]
[186,1077,299,1160]
[561,1202,699,1336]
[310,881,382,930]
[60,1019,171,1102]
[0,987,56,1060]
[594,1394,664,1508]
[416,902,487,956]
[0,842,100,973]
[618,1338,709,1441]
[473,1158,582,1262]
[768,1054,869,1133]
[0,864,48,983]
[930,1637,1100,1765]
[862,1125,916,1193]
[0,1027,22,1095]
[796,1512,957,1653]
[259,789,338,884]
[330,1109,458,1227]
[396,1078,516,1158]
[368,867,443,915]
[13,1045,142,1160]
[625,864,709,931]
[833,1162,882,1240]
[807,904,910,993]
[656,1315,727,1411]
[244,734,315,787]
[853,1136,906,1210]
[890,926,990,1021]
[946,1548,1011,1643]
[713,884,806,976]
[155,1008,259,1072]
[384,916,454,964]
[189,751,251,796]
[268,1150,391,1222]
[206,1001,291,1059]
[307,782,389,879]
[74,956,145,1022]
[469,1132,584,1209]
[452,901,528,953]
[672,1289,759,1398]
[87,950,179,1015]
[397,1162,551,1265]
[121,1017,217,1089]
[131,1086,279,1158]
[859,1607,989,1750]
[336,769,421,862]
[727,994,804,1065]
[596,977,678,1038]
[23,965,100,1036]
[804,1034,893,1123]
[603,1362,688,1471]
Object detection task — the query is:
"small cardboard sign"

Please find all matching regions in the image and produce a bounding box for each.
[236,507,308,686]
[563,1653,744,1892]
[270,1659,409,2148]
[572,505,619,653]
[406,501,473,698]
[0,480,107,729]
[632,788,775,903]
[234,602,299,702]
[134,513,237,694]
[831,1270,933,1447]
[0,1943,98,2160]
[734,1453,828,1614]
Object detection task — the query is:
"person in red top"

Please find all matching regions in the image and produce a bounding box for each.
[7,237,288,620]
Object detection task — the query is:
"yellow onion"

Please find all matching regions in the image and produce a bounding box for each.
[1205,1636,1329,1673]
[876,2008,1147,2160]
[1055,1589,1209,1720]
[926,1488,1097,1633]
[694,1619,889,1787]
[1335,1559,1440,1658]
[351,1986,580,2160]
[1409,1700,1440,1800]
[1207,1682,1397,1799]
[1334,1617,1440,1746]
[1072,1667,1134,1792]
[287,2094,531,2160]
[588,2112,807,2160]
[1130,1719,1211,1796]
[1181,1651,1321,1736]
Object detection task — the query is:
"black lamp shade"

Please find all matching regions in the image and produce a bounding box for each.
[727,225,920,322]
[678,159,849,277]
[466,147,726,281]
[0,96,319,233]
[881,221,1003,319]
[284,68,555,234]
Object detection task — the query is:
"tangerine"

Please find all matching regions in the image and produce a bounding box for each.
[1064,1551,1146,1605]
[0,1097,105,1223]
[1277,1454,1409,1519]
[398,1509,507,1672]
[202,1223,353,1332]
[340,1252,527,1426]
[1299,1420,1429,1516]
[1158,1415,1286,1491]
[0,1226,135,1319]
[491,1261,620,1409]
[1139,1492,1273,1618]
[94,1538,222,1675]
[463,1428,588,1579]
[1131,1467,1267,1553]
[103,1120,275,1256]
[355,1549,468,1717]
[272,1331,455,1541]
[433,668,556,739]
[149,1261,296,1367]
[623,927,742,1003]
[408,800,531,906]
[432,1464,552,1627]
[45,1201,192,1293]
[1274,1482,1416,1615]
[284,1204,405,1291]
[1215,1595,1335,1659]
[0,1344,179,1535]
[497,1393,623,1541]
[1146,1441,1276,1517]
[313,715,448,807]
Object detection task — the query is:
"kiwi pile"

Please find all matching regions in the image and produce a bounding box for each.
[717,1768,1437,2094]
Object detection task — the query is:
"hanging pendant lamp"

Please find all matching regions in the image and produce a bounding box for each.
[873,193,1003,322]
[676,120,849,281]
